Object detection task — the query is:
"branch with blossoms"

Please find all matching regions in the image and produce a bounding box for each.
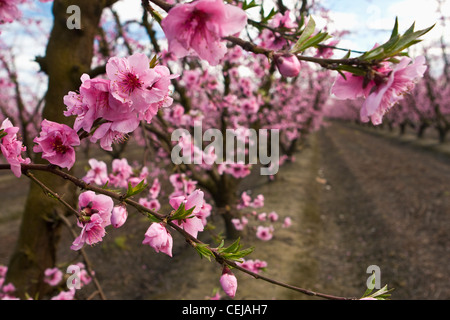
[146,0,433,125]
[23,171,107,300]
[0,161,354,300]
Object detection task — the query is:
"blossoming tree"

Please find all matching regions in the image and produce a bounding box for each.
[0,0,433,300]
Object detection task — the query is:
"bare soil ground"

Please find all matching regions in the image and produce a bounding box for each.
[1,121,449,300]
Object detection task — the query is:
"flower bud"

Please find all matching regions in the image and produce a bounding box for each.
[111,205,128,228]
[274,53,301,77]
[220,268,238,298]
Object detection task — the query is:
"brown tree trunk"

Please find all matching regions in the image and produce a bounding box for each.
[6,0,116,299]
[211,175,243,240]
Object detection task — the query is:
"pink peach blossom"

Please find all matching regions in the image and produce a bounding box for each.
[256,225,273,241]
[259,11,296,51]
[88,113,139,152]
[73,262,93,286]
[237,191,252,209]
[142,222,173,257]
[51,288,75,300]
[108,158,133,188]
[140,65,178,123]
[250,194,264,208]
[360,56,427,125]
[231,218,246,231]
[70,191,114,251]
[44,267,63,286]
[111,205,127,228]
[257,212,267,221]
[331,72,375,100]
[237,259,267,274]
[33,119,80,169]
[148,178,161,199]
[196,202,212,226]
[0,0,24,24]
[106,53,164,112]
[268,211,278,222]
[67,74,112,133]
[83,158,108,185]
[161,0,247,66]
[139,198,161,212]
[169,190,205,238]
[0,118,31,177]
[282,216,292,228]
[70,213,107,251]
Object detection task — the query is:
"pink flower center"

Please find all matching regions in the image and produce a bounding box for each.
[120,72,142,95]
[52,137,69,154]
[79,202,99,223]
[186,9,209,31]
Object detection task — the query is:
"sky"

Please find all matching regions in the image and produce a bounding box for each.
[318,0,449,56]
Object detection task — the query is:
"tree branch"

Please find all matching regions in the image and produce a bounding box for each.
[0,163,353,300]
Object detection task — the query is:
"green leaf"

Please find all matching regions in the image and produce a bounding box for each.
[297,31,331,52]
[260,7,277,24]
[222,237,242,253]
[46,192,59,200]
[195,243,214,261]
[125,179,148,198]
[146,213,160,223]
[389,17,399,40]
[404,21,416,36]
[170,202,196,221]
[0,129,7,140]
[341,49,352,60]
[362,273,377,298]
[361,272,394,300]
[221,248,254,263]
[148,6,163,24]
[101,180,122,194]
[217,239,225,249]
[358,20,434,61]
[149,54,160,68]
[336,65,366,76]
[291,16,316,53]
[216,238,255,263]
[363,284,394,300]
[242,0,259,10]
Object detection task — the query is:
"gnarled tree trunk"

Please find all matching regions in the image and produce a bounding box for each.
[6,0,116,299]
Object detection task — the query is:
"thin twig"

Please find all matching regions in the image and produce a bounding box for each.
[56,210,107,300]
[24,171,107,300]
[24,171,81,218]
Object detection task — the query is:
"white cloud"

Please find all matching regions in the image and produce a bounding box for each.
[111,0,143,22]
[322,11,360,33]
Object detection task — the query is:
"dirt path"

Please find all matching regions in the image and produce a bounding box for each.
[314,122,450,299]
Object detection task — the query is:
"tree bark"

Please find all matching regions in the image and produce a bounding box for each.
[6,0,116,299]
[211,175,243,240]
[417,122,428,139]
